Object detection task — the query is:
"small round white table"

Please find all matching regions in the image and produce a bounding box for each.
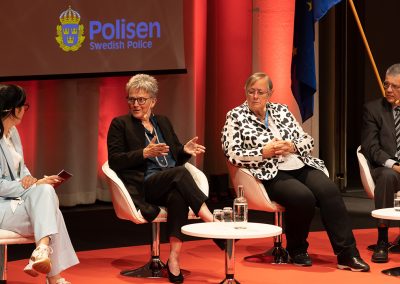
[371,208,400,276]
[181,222,282,284]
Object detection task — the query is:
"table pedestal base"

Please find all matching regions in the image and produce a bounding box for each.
[244,242,288,264]
[382,267,400,276]
[220,274,240,284]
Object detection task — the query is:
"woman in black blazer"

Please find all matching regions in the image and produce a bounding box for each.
[107,74,214,283]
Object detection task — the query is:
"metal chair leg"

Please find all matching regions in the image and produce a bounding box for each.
[244,212,288,264]
[0,244,7,283]
[121,223,165,278]
[121,223,190,278]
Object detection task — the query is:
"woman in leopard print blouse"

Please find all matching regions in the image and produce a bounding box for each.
[221,72,369,272]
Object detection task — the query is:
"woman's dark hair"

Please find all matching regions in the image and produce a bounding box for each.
[0,84,27,138]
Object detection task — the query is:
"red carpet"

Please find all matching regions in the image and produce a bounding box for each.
[8,228,400,283]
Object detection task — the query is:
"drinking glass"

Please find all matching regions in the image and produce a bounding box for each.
[223,207,233,222]
[394,192,400,211]
[213,209,224,222]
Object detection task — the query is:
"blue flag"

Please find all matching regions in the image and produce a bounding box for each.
[291,0,342,122]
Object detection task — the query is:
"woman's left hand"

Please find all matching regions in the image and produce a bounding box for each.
[20,175,38,189]
[36,175,63,187]
[184,136,206,156]
[273,140,296,156]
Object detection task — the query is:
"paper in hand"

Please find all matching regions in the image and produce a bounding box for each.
[54,169,73,188]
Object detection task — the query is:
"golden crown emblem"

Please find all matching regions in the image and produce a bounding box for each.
[59,6,81,25]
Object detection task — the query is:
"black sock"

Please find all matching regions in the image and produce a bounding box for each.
[378,226,389,243]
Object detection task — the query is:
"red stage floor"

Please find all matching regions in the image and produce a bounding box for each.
[8,228,400,284]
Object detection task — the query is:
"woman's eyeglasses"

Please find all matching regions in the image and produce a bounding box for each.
[126,96,150,105]
[247,88,271,96]
[2,103,30,113]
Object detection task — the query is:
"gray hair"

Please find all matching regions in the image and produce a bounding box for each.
[386,64,400,77]
[126,74,159,97]
[244,72,273,92]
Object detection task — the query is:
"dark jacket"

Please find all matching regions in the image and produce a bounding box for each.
[361,98,397,168]
[107,114,191,222]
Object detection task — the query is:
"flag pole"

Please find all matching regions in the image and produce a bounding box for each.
[348,0,385,97]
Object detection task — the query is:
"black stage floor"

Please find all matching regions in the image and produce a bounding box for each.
[9,188,385,261]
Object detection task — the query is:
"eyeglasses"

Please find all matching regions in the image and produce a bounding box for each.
[247,88,270,96]
[126,96,151,105]
[383,81,400,91]
[2,103,30,113]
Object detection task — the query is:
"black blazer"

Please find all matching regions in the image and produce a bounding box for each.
[107,114,191,222]
[361,98,397,168]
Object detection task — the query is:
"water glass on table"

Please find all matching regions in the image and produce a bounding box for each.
[395,192,400,211]
[223,207,233,222]
[213,209,224,222]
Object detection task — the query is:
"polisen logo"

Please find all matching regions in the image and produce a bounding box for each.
[55,6,85,52]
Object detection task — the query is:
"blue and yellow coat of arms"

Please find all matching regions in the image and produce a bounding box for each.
[55,6,85,52]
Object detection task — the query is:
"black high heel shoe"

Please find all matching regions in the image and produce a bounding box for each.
[166,260,184,283]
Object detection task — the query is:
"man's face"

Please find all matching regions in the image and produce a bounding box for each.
[384,74,400,106]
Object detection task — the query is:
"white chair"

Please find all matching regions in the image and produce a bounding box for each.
[0,230,34,283]
[226,161,288,263]
[102,161,209,278]
[356,146,400,252]
[356,145,375,199]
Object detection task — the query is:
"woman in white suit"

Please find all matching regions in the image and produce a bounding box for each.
[0,85,78,284]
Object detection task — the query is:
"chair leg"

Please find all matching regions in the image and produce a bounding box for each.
[0,244,7,283]
[389,229,400,253]
[244,212,288,264]
[121,223,165,278]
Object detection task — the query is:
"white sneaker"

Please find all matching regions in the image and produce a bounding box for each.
[23,244,53,276]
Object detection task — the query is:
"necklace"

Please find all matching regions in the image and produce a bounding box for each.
[144,129,169,168]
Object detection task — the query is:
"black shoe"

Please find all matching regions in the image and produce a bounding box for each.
[371,241,389,263]
[166,261,184,283]
[289,252,312,267]
[337,256,370,272]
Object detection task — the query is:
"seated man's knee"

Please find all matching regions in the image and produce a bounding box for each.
[380,168,400,183]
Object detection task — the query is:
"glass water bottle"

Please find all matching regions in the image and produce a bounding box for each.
[233,185,248,229]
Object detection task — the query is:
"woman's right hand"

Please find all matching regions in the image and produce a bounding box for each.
[36,175,62,187]
[262,138,279,158]
[262,138,295,158]
[20,175,37,189]
[143,136,170,158]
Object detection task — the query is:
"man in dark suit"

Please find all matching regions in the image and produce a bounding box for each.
[361,63,400,263]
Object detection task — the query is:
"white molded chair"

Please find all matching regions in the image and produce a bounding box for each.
[0,230,34,283]
[226,161,288,263]
[356,146,375,199]
[102,161,209,278]
[356,146,378,250]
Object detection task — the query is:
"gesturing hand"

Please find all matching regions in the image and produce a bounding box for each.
[143,136,170,158]
[184,136,206,156]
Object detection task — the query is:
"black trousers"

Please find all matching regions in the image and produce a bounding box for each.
[144,166,208,240]
[262,166,359,258]
[371,166,400,226]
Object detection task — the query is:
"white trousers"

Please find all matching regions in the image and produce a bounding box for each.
[0,184,79,276]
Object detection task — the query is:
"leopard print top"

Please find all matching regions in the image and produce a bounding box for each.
[221,101,327,180]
